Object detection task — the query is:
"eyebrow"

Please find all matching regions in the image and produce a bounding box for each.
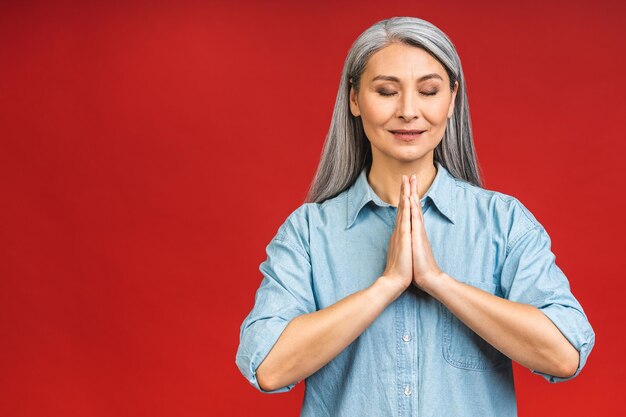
[371,73,443,83]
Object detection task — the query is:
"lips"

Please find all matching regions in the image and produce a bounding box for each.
[390,129,425,142]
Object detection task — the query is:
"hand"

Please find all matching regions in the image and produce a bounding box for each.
[381,175,413,293]
[408,174,444,291]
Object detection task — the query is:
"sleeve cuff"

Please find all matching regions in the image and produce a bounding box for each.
[236,317,298,393]
[531,304,596,383]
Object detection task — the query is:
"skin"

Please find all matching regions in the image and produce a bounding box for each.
[349,42,457,207]
[256,42,579,392]
[350,42,580,377]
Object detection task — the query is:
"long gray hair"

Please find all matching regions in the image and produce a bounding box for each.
[305,16,483,203]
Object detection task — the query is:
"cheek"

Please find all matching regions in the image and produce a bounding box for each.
[423,100,451,123]
[361,98,395,122]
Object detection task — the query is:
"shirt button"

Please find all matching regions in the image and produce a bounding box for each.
[404,385,412,396]
[402,332,411,342]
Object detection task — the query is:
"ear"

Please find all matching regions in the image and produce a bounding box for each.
[447,80,459,118]
[349,78,360,118]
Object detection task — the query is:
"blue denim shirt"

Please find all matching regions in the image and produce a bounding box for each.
[235,161,595,417]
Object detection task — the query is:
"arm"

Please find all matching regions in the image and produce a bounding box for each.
[257,276,404,392]
[424,273,579,378]
[247,176,415,392]
[407,172,593,382]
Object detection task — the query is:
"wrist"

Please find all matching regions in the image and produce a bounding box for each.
[372,275,407,304]
[422,271,453,301]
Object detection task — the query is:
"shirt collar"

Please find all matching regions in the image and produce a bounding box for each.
[346,161,457,229]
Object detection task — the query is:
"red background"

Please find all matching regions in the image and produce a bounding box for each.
[1,1,624,416]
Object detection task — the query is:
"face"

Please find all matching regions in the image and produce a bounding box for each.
[349,42,458,164]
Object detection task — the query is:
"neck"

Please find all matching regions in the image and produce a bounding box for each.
[367,154,438,207]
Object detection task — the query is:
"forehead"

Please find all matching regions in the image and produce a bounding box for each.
[364,43,448,81]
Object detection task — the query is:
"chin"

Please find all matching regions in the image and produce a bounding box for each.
[392,152,430,163]
[372,143,434,163]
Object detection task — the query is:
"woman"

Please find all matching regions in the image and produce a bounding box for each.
[235,16,595,416]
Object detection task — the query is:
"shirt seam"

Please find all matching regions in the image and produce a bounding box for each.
[511,198,540,228]
[506,223,541,256]
[275,216,311,262]
[495,197,542,255]
[454,180,494,200]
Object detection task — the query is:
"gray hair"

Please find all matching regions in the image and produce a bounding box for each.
[305,16,483,203]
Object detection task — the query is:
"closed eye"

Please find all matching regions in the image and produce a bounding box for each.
[377,90,439,97]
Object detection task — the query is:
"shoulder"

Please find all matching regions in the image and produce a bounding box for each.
[284,187,350,231]
[453,179,543,249]
[274,190,350,254]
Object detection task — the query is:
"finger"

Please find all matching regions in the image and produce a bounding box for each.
[410,176,420,227]
[411,174,424,221]
[399,173,407,208]
[394,175,405,226]
[409,174,416,208]
[413,174,422,217]
[401,174,407,208]
[402,175,411,232]
[411,174,417,200]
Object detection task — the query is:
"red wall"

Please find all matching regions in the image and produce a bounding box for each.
[1,1,624,416]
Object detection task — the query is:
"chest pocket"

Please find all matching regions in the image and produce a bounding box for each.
[441,280,509,371]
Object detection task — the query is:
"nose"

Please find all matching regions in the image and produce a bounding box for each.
[396,92,420,121]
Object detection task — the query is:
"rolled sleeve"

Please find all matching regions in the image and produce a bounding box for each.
[235,213,316,393]
[529,303,595,383]
[499,202,595,383]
